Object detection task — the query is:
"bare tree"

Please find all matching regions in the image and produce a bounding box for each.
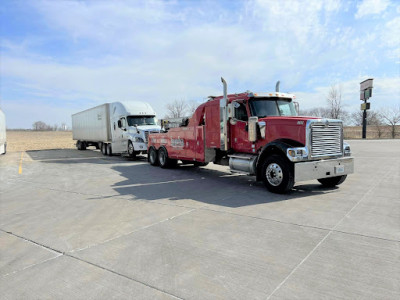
[326,84,343,119]
[32,121,49,131]
[380,106,400,138]
[300,107,331,118]
[350,110,382,126]
[53,124,59,131]
[187,100,202,116]
[165,99,188,118]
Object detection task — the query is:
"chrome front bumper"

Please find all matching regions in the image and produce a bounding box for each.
[294,157,354,182]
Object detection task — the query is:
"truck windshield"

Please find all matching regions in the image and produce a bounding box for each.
[249,98,298,117]
[127,116,157,126]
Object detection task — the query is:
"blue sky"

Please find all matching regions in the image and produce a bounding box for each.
[1,0,399,128]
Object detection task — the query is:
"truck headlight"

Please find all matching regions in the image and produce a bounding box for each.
[134,137,144,143]
[343,142,351,156]
[287,147,308,162]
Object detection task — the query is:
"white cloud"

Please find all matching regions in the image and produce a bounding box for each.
[2,0,399,128]
[355,0,390,19]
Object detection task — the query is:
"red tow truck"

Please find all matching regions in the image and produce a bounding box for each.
[148,78,354,193]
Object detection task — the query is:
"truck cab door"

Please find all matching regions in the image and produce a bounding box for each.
[230,101,253,152]
[114,117,127,152]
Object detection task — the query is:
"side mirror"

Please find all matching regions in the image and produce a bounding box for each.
[248,117,258,142]
[117,120,122,128]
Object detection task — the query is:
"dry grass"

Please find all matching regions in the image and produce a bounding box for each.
[344,125,400,139]
[6,131,75,152]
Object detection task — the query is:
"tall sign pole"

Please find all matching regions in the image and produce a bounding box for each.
[360,78,373,139]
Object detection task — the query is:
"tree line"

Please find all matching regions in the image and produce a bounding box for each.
[32,121,69,131]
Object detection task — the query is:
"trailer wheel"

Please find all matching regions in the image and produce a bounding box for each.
[76,141,82,150]
[318,175,347,187]
[158,147,176,168]
[148,147,159,166]
[261,154,294,194]
[101,143,108,155]
[107,144,112,156]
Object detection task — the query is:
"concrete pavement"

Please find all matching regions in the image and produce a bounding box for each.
[0,140,399,299]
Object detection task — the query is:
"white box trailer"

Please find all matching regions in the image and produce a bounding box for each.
[0,109,6,155]
[72,102,160,158]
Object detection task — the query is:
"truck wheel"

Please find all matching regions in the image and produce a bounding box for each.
[261,154,294,194]
[318,175,347,187]
[101,143,108,155]
[158,147,176,168]
[76,141,82,150]
[107,144,112,156]
[148,147,159,166]
[128,141,136,158]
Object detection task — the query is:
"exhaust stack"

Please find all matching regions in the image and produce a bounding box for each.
[276,81,280,92]
[220,77,228,151]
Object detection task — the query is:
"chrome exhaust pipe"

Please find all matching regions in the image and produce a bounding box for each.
[220,77,228,151]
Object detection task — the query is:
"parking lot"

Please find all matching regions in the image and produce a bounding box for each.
[0,139,399,299]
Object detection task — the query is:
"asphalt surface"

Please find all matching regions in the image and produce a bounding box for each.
[0,140,399,299]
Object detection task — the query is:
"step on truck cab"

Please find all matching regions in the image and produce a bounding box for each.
[72,101,161,158]
[148,78,354,194]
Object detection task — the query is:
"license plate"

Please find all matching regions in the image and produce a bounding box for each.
[335,166,345,174]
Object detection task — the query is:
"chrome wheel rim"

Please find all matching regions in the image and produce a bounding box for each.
[266,163,283,186]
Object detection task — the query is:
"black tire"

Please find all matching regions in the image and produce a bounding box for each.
[261,154,294,194]
[127,141,136,158]
[95,143,100,149]
[148,147,159,166]
[77,141,86,150]
[101,143,108,155]
[318,175,347,187]
[107,144,112,156]
[158,147,176,168]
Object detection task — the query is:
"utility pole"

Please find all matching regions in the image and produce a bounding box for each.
[360,79,373,139]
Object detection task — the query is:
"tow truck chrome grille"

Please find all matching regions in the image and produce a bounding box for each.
[311,123,342,157]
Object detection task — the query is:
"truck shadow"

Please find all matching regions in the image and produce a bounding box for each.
[110,163,339,208]
[31,149,339,208]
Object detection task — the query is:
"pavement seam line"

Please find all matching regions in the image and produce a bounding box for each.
[0,230,184,299]
[70,208,197,253]
[7,178,400,243]
[64,253,184,300]
[0,229,63,255]
[265,164,396,300]
[198,206,400,243]
[2,255,62,278]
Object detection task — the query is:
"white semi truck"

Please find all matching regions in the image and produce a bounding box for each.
[72,102,160,158]
[0,109,6,155]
